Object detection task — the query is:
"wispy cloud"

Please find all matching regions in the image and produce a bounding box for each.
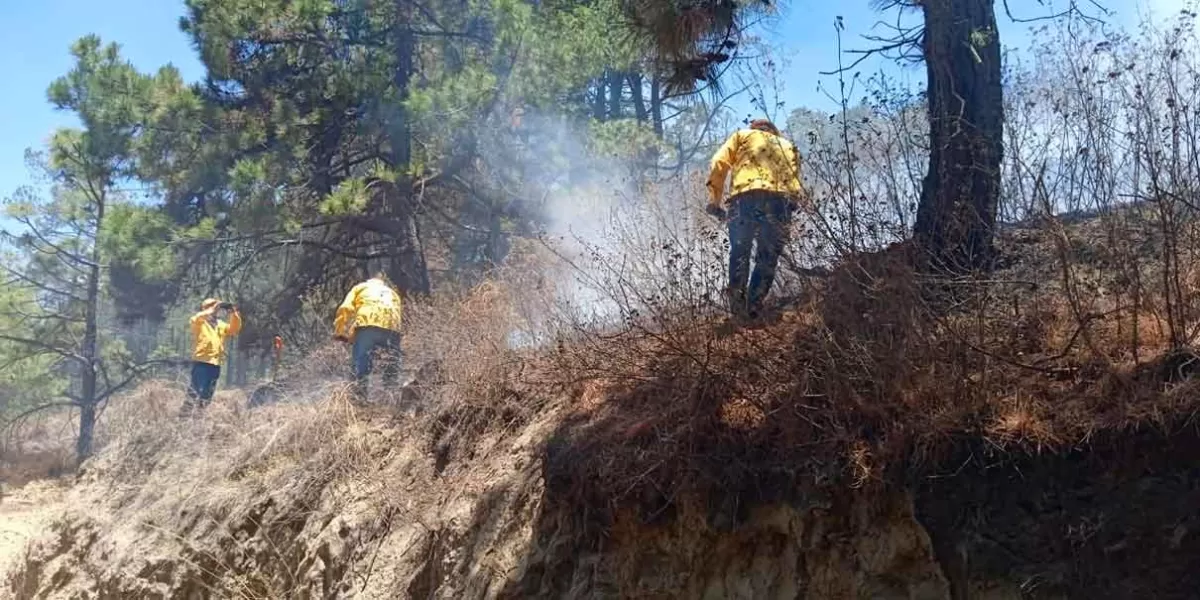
[1139,0,1194,22]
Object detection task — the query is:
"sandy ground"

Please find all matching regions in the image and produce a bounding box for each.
[0,480,67,581]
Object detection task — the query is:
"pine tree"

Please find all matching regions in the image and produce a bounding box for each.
[0,37,178,462]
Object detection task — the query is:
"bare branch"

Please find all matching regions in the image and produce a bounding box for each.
[0,333,87,365]
[820,39,918,76]
[12,214,100,270]
[1002,0,1110,25]
[2,402,78,428]
[0,264,87,303]
[94,358,187,405]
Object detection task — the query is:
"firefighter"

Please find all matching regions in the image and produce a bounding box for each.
[705,119,806,319]
[186,298,242,412]
[333,274,404,402]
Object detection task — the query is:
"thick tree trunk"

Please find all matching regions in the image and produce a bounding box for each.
[258,347,270,380]
[385,0,430,295]
[391,0,414,174]
[607,71,623,119]
[629,71,661,169]
[592,76,607,120]
[385,191,431,295]
[233,342,246,386]
[629,72,648,122]
[77,402,96,465]
[912,0,1004,273]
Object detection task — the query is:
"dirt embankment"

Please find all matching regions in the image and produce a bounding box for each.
[0,481,66,584]
[3,391,956,600]
[7,375,1200,599]
[9,220,1200,598]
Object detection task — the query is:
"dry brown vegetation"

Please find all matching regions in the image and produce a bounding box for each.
[540,230,1200,531]
[8,199,1200,597]
[6,11,1200,599]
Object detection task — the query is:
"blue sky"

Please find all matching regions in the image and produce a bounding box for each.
[730,0,1188,121]
[0,0,1186,197]
[0,1,203,199]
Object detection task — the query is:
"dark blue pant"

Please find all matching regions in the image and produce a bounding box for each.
[188,361,221,408]
[727,191,791,316]
[351,326,402,400]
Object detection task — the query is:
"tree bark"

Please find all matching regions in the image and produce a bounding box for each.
[592,76,607,120]
[386,193,431,295]
[912,0,1004,273]
[77,402,96,465]
[607,71,623,120]
[650,76,664,138]
[629,72,648,122]
[391,0,414,174]
[77,193,104,464]
[385,0,430,295]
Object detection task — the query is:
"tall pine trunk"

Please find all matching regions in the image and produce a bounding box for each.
[629,72,648,122]
[649,76,664,138]
[592,76,607,120]
[385,0,430,295]
[607,71,623,119]
[391,0,414,175]
[77,194,104,464]
[912,0,1004,273]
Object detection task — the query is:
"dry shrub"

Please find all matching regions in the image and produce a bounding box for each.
[0,410,75,486]
[2,379,193,485]
[297,342,360,382]
[1,371,385,595]
[97,378,381,497]
[540,247,930,527]
[986,394,1061,449]
[48,382,406,598]
[96,379,189,440]
[532,210,1200,536]
[399,249,562,465]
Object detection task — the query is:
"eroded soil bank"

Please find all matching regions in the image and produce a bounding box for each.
[7,390,1200,600]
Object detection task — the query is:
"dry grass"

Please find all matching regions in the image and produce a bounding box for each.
[0,412,75,487]
[9,201,1200,542]
[8,206,1200,598]
[0,339,360,490]
[17,378,407,598]
[4,270,560,597]
[525,219,1200,532]
[11,187,1200,597]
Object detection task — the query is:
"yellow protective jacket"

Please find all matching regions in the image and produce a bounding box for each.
[190,310,242,366]
[334,278,403,339]
[706,128,805,211]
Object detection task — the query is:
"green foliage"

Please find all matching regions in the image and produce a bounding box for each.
[47,36,155,184]
[508,0,643,106]
[0,38,193,455]
[588,118,668,161]
[320,178,372,216]
[178,218,218,241]
[102,205,176,281]
[2,0,712,410]
[0,282,67,416]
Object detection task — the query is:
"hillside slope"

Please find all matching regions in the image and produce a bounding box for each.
[10,374,1200,599]
[6,388,957,599]
[10,219,1200,599]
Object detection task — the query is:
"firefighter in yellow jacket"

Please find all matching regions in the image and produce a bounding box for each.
[334,274,403,402]
[187,298,242,410]
[706,119,805,319]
